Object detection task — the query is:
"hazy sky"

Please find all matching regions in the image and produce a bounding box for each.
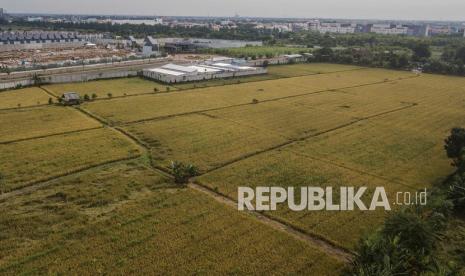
[2,0,465,21]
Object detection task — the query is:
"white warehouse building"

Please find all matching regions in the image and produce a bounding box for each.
[143,62,267,83]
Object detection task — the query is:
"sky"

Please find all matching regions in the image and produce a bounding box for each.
[2,0,465,21]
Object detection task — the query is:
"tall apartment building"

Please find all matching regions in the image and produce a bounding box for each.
[309,20,356,34]
[369,24,409,35]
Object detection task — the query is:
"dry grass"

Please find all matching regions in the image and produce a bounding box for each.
[0,162,344,275]
[43,77,175,98]
[0,106,101,143]
[0,128,142,192]
[0,87,51,109]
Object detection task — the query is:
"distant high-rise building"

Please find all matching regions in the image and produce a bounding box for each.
[0,8,4,19]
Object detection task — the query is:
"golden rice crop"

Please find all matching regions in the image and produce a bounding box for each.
[0,128,142,192]
[0,106,101,143]
[0,162,344,274]
[0,87,51,109]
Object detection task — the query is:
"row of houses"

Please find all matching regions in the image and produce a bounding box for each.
[0,32,85,45]
[143,58,267,83]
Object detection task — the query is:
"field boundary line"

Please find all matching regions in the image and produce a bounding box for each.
[0,103,51,112]
[188,181,355,263]
[75,106,113,125]
[38,86,60,98]
[0,155,141,199]
[119,74,419,126]
[197,112,292,140]
[0,126,104,145]
[201,102,418,175]
[286,148,418,190]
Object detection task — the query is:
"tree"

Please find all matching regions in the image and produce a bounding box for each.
[170,161,198,184]
[48,98,53,105]
[314,47,334,62]
[411,43,431,61]
[455,46,465,63]
[444,128,465,169]
[91,93,97,100]
[383,210,439,255]
[32,74,42,85]
[107,93,113,98]
[351,208,445,275]
[397,54,409,68]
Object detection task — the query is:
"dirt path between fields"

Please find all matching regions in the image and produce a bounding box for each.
[188,181,355,263]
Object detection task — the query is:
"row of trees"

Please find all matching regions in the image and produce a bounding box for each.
[310,42,465,76]
[350,128,465,275]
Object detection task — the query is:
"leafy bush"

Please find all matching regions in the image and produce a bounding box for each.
[350,208,447,275]
[445,128,465,169]
[170,161,198,184]
[448,173,465,210]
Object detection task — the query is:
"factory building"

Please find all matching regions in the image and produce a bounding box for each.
[143,62,267,83]
[142,36,161,57]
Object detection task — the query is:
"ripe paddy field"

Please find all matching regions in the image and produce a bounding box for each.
[0,63,463,274]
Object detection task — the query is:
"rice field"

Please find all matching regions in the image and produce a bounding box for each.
[0,128,142,192]
[0,106,101,143]
[0,87,51,109]
[42,77,175,98]
[197,148,415,249]
[1,63,464,273]
[267,63,362,78]
[0,162,344,275]
[124,113,288,172]
[82,68,413,124]
[287,105,465,188]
